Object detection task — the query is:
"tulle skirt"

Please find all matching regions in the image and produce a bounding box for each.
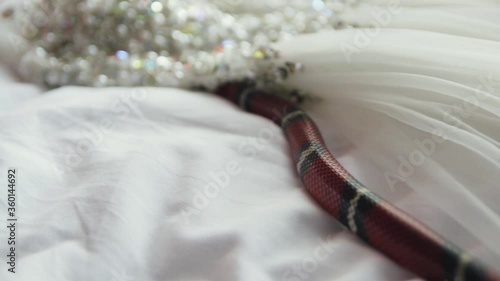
[276,0,500,268]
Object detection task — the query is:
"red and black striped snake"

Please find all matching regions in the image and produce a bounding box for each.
[214,81,500,281]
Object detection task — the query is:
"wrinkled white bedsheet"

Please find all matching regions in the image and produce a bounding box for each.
[0,64,420,281]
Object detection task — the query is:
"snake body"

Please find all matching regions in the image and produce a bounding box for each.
[214,81,500,281]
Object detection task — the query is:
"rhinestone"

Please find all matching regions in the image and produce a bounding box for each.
[150,2,163,13]
[8,0,358,98]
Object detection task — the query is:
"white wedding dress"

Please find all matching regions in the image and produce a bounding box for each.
[275,0,500,268]
[0,0,499,280]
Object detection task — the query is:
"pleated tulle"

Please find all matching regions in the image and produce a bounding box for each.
[276,4,500,267]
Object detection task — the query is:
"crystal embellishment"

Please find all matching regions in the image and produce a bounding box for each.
[4,0,357,94]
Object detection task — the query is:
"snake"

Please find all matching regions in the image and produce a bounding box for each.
[214,81,500,281]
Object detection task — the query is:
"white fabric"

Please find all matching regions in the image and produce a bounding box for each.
[277,0,500,268]
[1,0,500,280]
[0,68,415,281]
